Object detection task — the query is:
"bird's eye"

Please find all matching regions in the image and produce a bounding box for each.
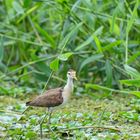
[68,72,70,75]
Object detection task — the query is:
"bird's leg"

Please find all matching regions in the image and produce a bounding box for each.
[47,107,53,126]
[39,109,48,138]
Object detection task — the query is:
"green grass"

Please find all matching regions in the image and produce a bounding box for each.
[0,94,140,139]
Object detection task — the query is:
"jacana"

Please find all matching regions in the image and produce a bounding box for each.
[26,69,77,138]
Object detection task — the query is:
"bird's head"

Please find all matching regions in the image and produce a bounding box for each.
[67,69,77,80]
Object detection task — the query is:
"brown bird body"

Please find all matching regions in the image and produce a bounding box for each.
[26,88,63,107]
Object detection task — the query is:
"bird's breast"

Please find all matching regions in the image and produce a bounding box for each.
[61,86,73,105]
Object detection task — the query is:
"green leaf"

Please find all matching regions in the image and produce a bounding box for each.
[0,37,4,61]
[17,4,41,23]
[127,51,140,64]
[33,73,48,81]
[124,64,140,79]
[25,131,37,139]
[75,33,94,51]
[109,19,120,36]
[24,0,32,8]
[58,52,73,61]
[79,54,104,71]
[85,84,140,98]
[130,91,140,98]
[13,1,24,14]
[34,62,51,76]
[93,26,104,36]
[50,59,59,71]
[85,84,111,92]
[58,22,83,49]
[94,36,102,53]
[75,26,103,51]
[0,62,7,73]
[120,79,140,87]
[102,40,122,52]
[35,23,56,48]
[126,0,138,34]
[105,60,112,87]
[71,0,82,12]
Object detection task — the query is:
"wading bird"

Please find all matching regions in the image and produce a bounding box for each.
[26,69,77,138]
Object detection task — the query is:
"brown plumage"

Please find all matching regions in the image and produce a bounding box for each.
[26,88,63,107]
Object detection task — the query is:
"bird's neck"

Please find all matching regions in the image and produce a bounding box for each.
[65,77,73,91]
[65,77,74,96]
[62,77,73,105]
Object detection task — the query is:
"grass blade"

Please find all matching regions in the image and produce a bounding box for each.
[79,54,104,71]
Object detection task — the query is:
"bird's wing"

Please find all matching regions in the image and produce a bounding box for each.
[26,87,63,107]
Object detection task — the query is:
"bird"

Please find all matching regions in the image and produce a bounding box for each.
[26,69,77,138]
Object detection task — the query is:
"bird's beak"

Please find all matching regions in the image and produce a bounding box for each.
[74,76,77,80]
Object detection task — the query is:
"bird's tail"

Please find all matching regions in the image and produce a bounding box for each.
[26,101,31,106]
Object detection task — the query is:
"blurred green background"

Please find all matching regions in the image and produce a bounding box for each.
[0,0,140,97]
